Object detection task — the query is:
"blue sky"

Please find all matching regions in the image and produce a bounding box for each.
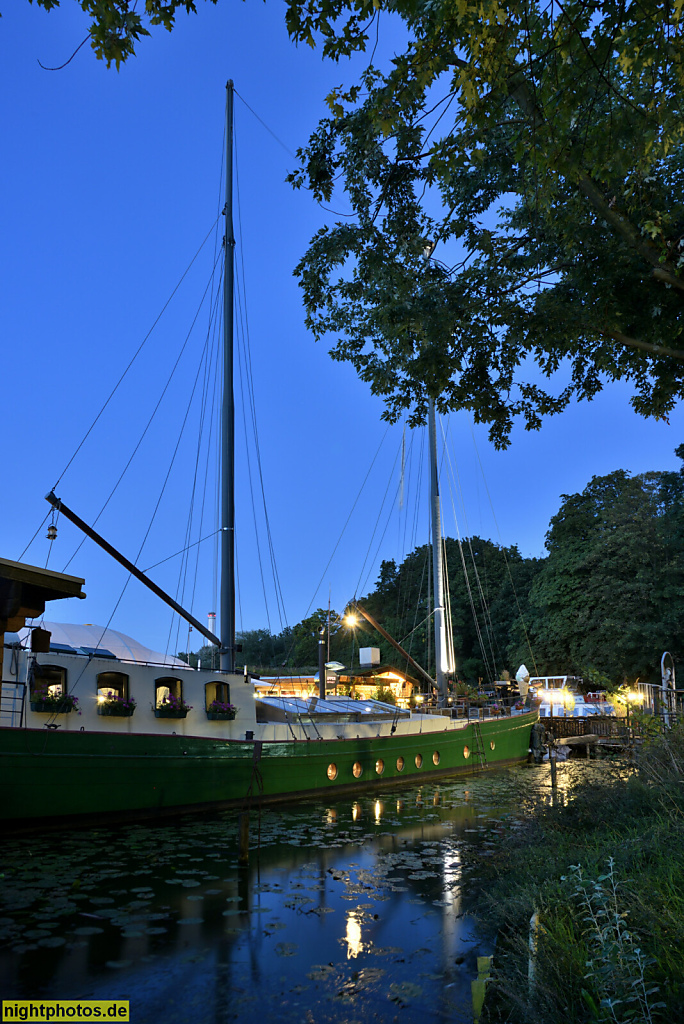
[2,2,683,658]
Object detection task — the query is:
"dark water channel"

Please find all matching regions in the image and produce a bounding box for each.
[0,762,597,1022]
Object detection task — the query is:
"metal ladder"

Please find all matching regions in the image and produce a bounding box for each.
[0,681,27,727]
[471,720,487,770]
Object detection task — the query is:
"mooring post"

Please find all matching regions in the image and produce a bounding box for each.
[549,746,558,789]
[528,911,540,992]
[238,811,250,865]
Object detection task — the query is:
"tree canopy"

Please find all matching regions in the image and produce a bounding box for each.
[27,2,684,441]
[521,446,684,683]
[28,1,217,67]
[288,0,684,444]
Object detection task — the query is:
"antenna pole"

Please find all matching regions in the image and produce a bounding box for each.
[220,80,236,673]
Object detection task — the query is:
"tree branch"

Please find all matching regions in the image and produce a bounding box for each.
[601,329,684,361]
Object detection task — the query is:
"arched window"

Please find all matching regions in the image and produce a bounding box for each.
[155,677,183,708]
[97,672,129,700]
[30,663,67,699]
[205,681,231,710]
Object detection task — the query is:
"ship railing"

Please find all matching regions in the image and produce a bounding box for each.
[0,681,26,727]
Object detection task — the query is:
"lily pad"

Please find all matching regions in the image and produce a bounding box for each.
[274,942,298,957]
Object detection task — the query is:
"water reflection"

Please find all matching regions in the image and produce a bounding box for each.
[0,761,621,1023]
[345,912,364,958]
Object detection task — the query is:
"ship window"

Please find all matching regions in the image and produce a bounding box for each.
[352,761,363,778]
[463,745,470,759]
[432,751,440,766]
[31,664,66,698]
[490,740,496,751]
[155,677,182,708]
[415,753,423,769]
[327,764,338,781]
[97,672,129,700]
[205,681,231,709]
[396,756,405,772]
[375,759,384,775]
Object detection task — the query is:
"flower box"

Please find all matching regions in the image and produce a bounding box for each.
[206,710,236,721]
[155,707,188,719]
[31,700,74,714]
[98,705,135,718]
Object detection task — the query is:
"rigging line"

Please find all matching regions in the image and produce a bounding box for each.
[169,285,224,659]
[234,135,289,632]
[17,511,51,563]
[398,609,433,647]
[395,428,417,633]
[168,276,224,657]
[446,428,505,675]
[358,467,404,598]
[446,473,495,684]
[61,249,224,573]
[52,218,220,490]
[236,302,274,634]
[234,88,297,158]
[441,417,499,677]
[234,87,355,219]
[186,315,223,639]
[234,276,281,637]
[303,426,391,613]
[355,436,404,597]
[142,529,221,573]
[396,428,424,639]
[467,419,539,676]
[283,426,391,665]
[131,278,225,599]
[440,433,495,684]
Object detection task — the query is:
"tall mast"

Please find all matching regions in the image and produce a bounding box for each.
[220,80,236,673]
[428,398,448,706]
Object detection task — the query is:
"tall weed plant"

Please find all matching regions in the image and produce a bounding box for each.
[479,732,684,1022]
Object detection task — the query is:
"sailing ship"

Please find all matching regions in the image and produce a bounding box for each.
[0,82,537,830]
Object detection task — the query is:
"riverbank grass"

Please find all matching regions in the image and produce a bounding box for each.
[478,727,684,1023]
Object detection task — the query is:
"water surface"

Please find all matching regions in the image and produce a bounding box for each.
[0,761,605,1022]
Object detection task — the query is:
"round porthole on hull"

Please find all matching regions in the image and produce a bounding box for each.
[396,756,405,772]
[415,753,423,769]
[327,763,338,780]
[463,745,470,759]
[490,741,496,751]
[376,759,384,775]
[433,751,440,765]
[353,761,363,778]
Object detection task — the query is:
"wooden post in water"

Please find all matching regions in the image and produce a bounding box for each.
[238,812,250,865]
[549,745,558,789]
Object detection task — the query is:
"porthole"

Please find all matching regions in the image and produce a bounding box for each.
[352,761,363,778]
[433,751,441,766]
[375,759,385,775]
[463,745,471,759]
[415,753,423,769]
[327,763,338,781]
[490,740,496,751]
[396,756,405,772]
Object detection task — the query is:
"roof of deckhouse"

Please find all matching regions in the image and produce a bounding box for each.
[10,621,186,668]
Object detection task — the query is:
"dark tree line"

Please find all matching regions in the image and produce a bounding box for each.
[182,447,684,687]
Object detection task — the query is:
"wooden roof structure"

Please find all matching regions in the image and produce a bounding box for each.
[0,556,86,637]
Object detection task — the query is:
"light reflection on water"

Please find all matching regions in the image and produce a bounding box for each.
[0,761,620,1022]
